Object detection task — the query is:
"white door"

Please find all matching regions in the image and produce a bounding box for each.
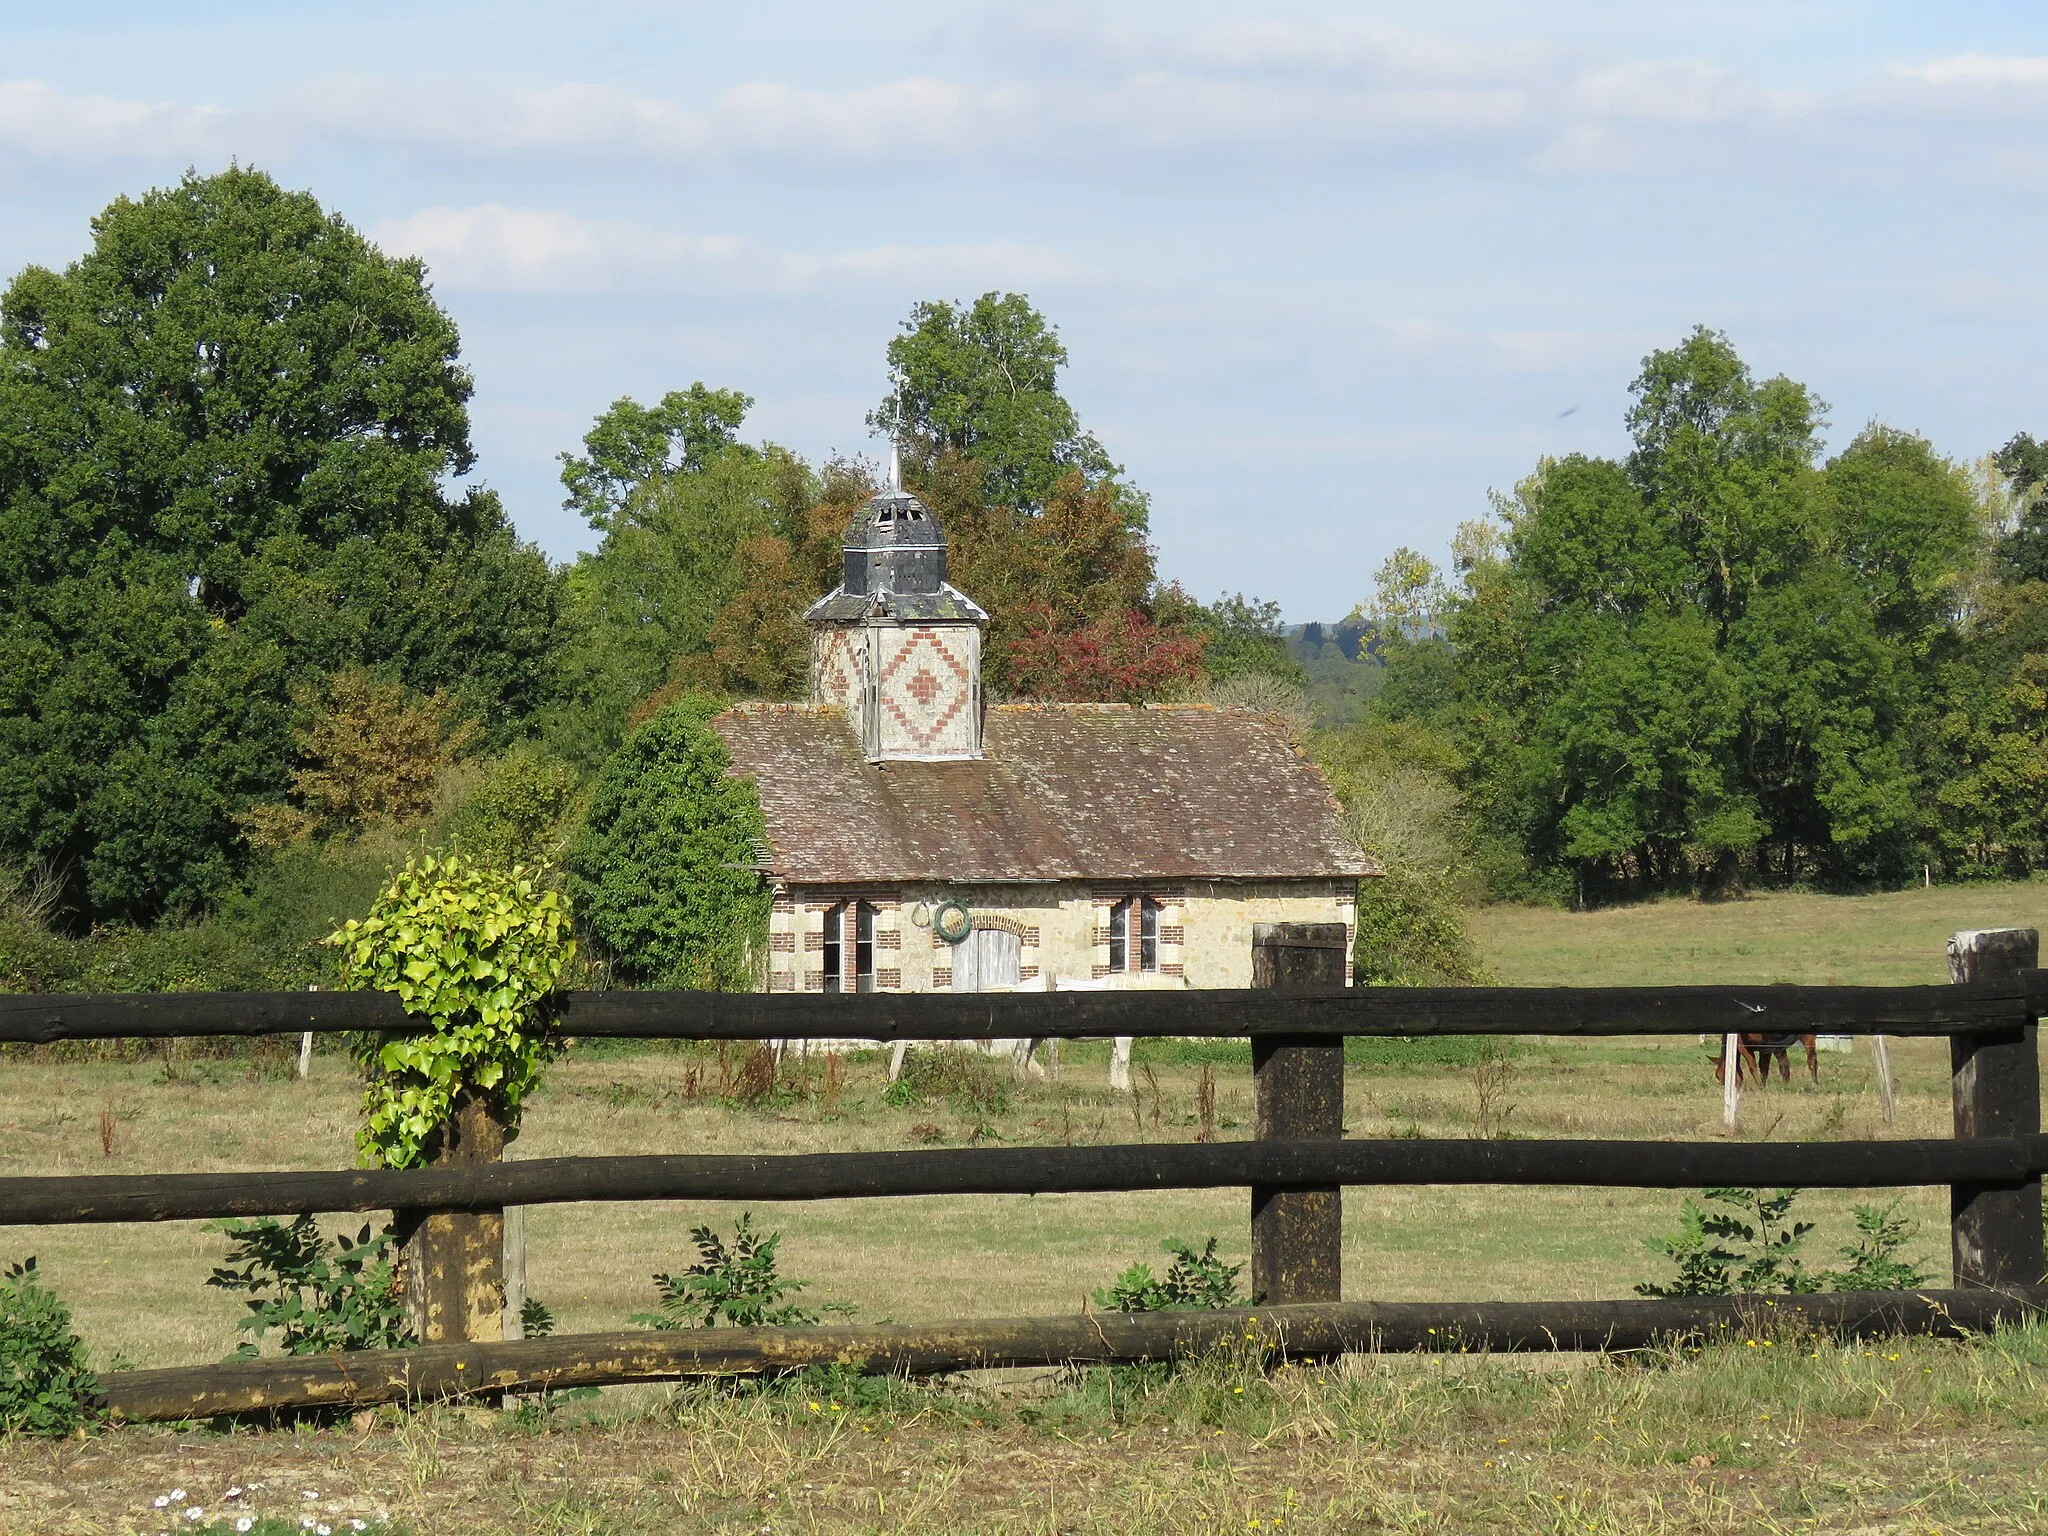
[953,927,1021,992]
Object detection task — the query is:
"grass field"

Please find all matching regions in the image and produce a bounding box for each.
[4,884,2047,1532]
[1471,880,2048,987]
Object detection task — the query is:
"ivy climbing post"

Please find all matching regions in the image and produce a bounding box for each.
[329,854,574,1344]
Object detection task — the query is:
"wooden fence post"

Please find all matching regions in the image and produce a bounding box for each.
[396,1089,508,1344]
[1250,922,1347,1305]
[1947,928,2044,1290]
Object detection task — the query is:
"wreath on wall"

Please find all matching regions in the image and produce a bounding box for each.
[327,853,576,1169]
[932,899,973,945]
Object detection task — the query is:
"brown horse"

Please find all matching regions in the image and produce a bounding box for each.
[1713,1032,1819,1088]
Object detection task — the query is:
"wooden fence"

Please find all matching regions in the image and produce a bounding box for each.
[3,923,2045,1422]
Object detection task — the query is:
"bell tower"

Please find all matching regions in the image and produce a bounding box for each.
[806,481,988,761]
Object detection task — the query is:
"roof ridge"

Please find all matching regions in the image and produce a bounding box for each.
[989,701,1133,712]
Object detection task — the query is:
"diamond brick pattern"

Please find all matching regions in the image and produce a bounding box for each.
[877,627,972,754]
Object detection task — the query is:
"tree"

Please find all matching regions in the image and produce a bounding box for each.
[242,669,477,850]
[564,697,771,988]
[558,385,753,534]
[1165,591,1306,686]
[0,167,554,923]
[540,434,817,768]
[1006,608,1206,702]
[976,471,1202,700]
[870,292,1145,527]
[1452,331,1989,897]
[1994,431,2048,582]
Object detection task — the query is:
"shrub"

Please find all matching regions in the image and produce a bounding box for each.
[1353,862,1487,985]
[635,1214,847,1329]
[207,1217,412,1356]
[329,852,575,1168]
[0,1258,100,1435]
[449,744,582,866]
[565,696,770,988]
[1094,1238,1248,1311]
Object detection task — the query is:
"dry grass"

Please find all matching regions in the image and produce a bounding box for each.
[8,1323,2048,1533]
[0,1032,1971,1373]
[4,885,2047,1530]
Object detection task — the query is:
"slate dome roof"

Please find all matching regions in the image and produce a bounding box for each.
[844,488,944,550]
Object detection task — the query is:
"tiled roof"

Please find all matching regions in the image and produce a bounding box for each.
[803,582,989,625]
[712,703,1379,884]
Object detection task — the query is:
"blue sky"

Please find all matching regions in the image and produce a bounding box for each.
[5,2,2048,617]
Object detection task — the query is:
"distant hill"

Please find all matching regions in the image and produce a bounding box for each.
[1290,623,1385,728]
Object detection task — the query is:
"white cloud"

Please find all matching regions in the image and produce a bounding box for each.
[0,78,231,159]
[1899,54,2048,91]
[0,29,2043,182]
[371,204,1081,295]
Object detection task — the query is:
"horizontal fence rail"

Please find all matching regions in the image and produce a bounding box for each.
[100,1289,2048,1422]
[12,926,2045,1428]
[8,1135,2048,1227]
[4,977,2046,1044]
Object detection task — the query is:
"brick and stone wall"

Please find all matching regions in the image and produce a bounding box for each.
[765,879,1355,994]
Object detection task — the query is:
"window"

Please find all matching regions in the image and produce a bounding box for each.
[821,902,845,992]
[1107,896,1162,974]
[854,901,876,993]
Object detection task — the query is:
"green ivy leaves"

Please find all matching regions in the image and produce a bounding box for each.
[328,853,575,1169]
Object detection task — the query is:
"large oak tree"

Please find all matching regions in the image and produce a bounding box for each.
[0,168,554,922]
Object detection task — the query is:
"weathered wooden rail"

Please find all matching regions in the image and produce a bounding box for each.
[4,924,2043,1421]
[103,1290,2048,1421]
[8,1136,2048,1226]
[5,978,2042,1043]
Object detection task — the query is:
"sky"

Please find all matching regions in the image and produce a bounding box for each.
[4,2,2048,619]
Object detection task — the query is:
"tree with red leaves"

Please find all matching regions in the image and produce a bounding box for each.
[1005,606,1207,702]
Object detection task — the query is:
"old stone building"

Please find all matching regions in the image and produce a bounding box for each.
[710,484,1376,995]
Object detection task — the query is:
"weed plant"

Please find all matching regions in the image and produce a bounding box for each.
[0,1257,99,1435]
[206,1217,412,1356]
[881,1045,1011,1117]
[1094,1238,1249,1312]
[1637,1188,1930,1296]
[636,1215,851,1329]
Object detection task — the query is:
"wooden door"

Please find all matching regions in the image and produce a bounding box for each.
[953,927,1020,992]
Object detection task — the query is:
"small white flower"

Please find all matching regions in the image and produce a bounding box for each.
[184,1510,205,1523]
[226,1486,244,1498]
[351,1524,367,1532]
[154,1496,172,1509]
[302,1520,318,1531]
[302,1491,321,1501]
[318,1525,333,1535]
[172,1490,187,1501]
[236,1520,255,1533]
